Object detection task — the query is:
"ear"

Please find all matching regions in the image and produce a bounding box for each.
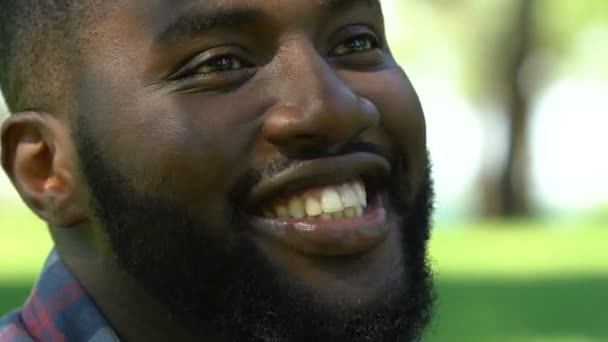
[1,111,89,227]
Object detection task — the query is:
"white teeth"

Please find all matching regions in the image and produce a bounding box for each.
[305,197,323,216]
[321,188,344,213]
[354,181,367,207]
[270,203,365,219]
[339,184,359,208]
[288,197,306,219]
[344,207,356,218]
[266,179,369,219]
[275,205,289,218]
[320,213,332,220]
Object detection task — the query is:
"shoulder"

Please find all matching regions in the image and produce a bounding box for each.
[0,310,35,342]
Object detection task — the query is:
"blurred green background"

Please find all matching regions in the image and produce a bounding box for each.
[1,0,607,341]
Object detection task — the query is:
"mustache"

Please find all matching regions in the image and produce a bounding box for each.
[255,141,392,179]
[228,141,393,208]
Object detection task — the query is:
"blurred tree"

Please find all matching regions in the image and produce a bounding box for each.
[389,0,608,219]
[481,0,536,217]
[479,0,608,218]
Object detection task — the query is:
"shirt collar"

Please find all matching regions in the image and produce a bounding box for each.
[21,249,121,342]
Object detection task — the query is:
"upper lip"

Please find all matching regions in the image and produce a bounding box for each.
[245,152,391,211]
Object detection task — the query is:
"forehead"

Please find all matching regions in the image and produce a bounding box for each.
[146,0,380,13]
[82,0,383,63]
[139,0,382,30]
[79,0,384,78]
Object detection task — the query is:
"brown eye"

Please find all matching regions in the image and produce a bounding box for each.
[196,55,245,74]
[331,34,379,56]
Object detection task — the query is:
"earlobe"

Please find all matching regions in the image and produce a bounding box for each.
[1,111,88,227]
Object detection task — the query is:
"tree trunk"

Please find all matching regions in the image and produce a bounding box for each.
[483,0,535,218]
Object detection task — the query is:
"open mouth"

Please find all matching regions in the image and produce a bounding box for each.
[252,177,379,221]
[245,153,392,256]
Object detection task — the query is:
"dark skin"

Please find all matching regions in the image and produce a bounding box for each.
[1,0,429,341]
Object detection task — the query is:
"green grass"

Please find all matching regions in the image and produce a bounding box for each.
[430,219,608,278]
[0,199,53,280]
[429,276,607,342]
[1,199,607,341]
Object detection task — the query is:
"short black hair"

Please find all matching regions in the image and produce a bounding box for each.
[0,0,93,113]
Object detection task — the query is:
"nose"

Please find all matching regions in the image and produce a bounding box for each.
[262,44,380,157]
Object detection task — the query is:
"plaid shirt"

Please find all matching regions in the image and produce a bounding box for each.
[0,250,120,342]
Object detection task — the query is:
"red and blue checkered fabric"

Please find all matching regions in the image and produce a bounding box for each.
[0,250,120,342]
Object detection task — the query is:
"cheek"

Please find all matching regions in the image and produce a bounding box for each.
[75,24,258,212]
[357,68,427,193]
[87,92,261,216]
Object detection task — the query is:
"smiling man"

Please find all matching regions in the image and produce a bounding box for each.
[0,0,435,341]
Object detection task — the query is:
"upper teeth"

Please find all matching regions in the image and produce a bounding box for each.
[265,180,367,219]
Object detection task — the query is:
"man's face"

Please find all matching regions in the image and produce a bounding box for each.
[72,0,434,340]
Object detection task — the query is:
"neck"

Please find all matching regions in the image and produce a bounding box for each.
[56,231,215,342]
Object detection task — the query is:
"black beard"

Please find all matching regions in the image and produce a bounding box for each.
[73,114,436,342]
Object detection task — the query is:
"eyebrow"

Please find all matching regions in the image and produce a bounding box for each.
[321,0,381,12]
[155,8,266,45]
[155,0,381,46]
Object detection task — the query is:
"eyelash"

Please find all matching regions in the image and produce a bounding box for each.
[330,33,382,57]
[189,33,382,76]
[195,55,251,75]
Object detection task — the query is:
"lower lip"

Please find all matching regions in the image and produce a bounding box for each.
[249,193,388,256]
